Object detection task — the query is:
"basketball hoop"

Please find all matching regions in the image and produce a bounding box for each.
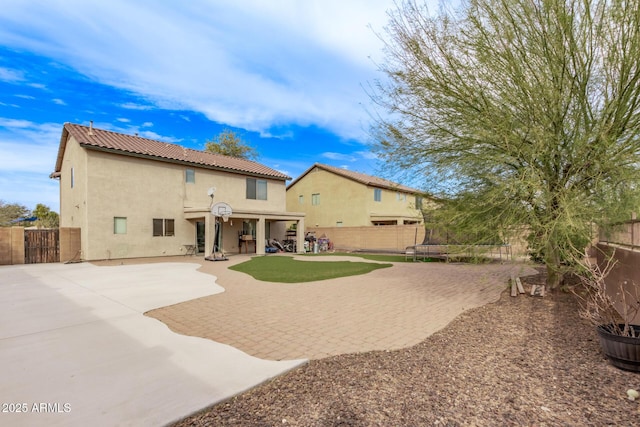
[211,202,233,218]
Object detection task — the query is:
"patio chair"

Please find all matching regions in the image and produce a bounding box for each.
[405,246,416,261]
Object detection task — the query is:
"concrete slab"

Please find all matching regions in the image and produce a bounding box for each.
[0,262,306,427]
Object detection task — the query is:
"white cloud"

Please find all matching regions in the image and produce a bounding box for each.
[0,119,60,172]
[119,102,153,110]
[0,66,24,82]
[355,150,379,160]
[116,117,131,123]
[0,119,62,210]
[135,129,181,142]
[0,0,397,142]
[52,98,66,105]
[322,150,378,162]
[322,152,357,162]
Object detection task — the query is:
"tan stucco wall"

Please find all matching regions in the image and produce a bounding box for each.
[59,227,81,263]
[0,227,12,265]
[0,227,25,265]
[58,135,289,260]
[308,225,426,252]
[286,167,423,227]
[58,136,89,252]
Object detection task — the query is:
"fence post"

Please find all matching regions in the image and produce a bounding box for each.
[11,227,25,264]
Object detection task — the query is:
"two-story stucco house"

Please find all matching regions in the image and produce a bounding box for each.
[50,123,305,261]
[286,163,426,228]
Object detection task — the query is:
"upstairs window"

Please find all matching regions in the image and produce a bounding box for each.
[246,178,267,200]
[299,195,304,205]
[374,188,382,202]
[185,169,195,183]
[312,193,320,205]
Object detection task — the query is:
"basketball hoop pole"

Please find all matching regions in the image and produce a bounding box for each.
[205,201,233,262]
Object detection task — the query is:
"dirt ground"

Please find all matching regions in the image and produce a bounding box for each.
[173,269,640,426]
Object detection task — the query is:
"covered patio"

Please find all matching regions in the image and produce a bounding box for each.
[184,207,305,257]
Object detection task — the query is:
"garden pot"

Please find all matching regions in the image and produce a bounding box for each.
[596,324,640,372]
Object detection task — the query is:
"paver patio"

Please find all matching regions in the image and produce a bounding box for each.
[144,255,538,360]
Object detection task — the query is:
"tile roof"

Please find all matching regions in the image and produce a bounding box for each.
[288,163,422,194]
[53,123,290,180]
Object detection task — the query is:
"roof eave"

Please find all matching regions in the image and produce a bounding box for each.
[53,124,71,173]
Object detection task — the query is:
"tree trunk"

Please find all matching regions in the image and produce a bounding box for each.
[546,264,564,289]
[545,242,564,289]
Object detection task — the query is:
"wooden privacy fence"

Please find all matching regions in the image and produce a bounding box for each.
[0,227,80,265]
[25,229,59,263]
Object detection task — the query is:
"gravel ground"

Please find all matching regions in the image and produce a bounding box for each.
[173,269,640,426]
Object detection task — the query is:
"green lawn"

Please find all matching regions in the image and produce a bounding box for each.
[229,255,392,283]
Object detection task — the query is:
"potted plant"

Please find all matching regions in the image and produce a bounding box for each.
[574,253,640,372]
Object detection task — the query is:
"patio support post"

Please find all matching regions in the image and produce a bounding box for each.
[296,218,305,253]
[204,213,213,258]
[256,216,266,255]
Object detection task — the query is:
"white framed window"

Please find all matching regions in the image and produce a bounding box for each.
[312,193,320,205]
[374,188,382,202]
[299,195,304,204]
[397,192,406,201]
[114,217,127,234]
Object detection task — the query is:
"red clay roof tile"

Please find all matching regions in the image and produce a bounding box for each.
[288,163,421,194]
[55,123,290,180]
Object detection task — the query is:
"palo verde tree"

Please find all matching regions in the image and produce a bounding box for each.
[205,129,259,161]
[372,0,640,289]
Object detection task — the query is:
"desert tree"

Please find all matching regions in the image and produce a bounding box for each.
[205,129,259,161]
[0,200,29,227]
[372,0,640,288]
[33,204,59,228]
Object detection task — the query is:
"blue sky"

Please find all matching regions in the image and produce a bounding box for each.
[0,0,419,213]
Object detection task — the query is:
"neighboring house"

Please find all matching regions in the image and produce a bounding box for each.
[286,163,426,228]
[50,123,305,261]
